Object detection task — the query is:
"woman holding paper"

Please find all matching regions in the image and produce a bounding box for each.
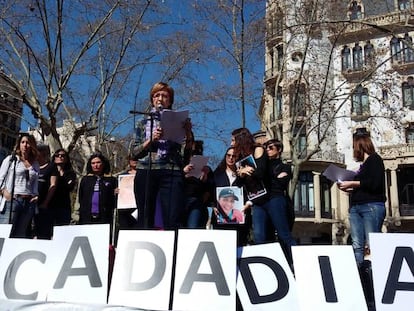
[338,130,386,266]
[183,140,214,228]
[338,129,385,310]
[132,82,193,229]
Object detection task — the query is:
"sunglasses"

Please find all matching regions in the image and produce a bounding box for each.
[54,153,66,158]
[226,154,236,159]
[266,145,276,150]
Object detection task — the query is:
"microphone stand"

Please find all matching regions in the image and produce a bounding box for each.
[8,157,17,226]
[0,153,17,224]
[130,109,160,228]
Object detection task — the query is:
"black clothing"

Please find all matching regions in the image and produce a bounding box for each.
[184,168,215,228]
[213,168,237,188]
[34,162,58,239]
[213,166,249,246]
[351,153,386,205]
[267,158,291,197]
[78,174,117,224]
[37,163,58,206]
[50,168,77,225]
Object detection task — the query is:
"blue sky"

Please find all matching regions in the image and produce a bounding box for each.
[19,0,265,168]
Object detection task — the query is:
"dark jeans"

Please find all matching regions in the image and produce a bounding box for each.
[186,197,207,228]
[10,197,36,238]
[134,168,184,229]
[252,195,296,264]
[52,207,72,226]
[34,207,53,239]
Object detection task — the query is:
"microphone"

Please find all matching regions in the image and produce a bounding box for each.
[129,110,154,116]
[157,104,163,112]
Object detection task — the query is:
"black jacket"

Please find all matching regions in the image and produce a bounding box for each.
[78,174,117,224]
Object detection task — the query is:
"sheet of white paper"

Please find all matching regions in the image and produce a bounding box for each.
[187,155,209,178]
[117,174,137,209]
[160,110,189,143]
[322,164,356,182]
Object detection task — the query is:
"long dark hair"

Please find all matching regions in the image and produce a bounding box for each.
[215,147,236,173]
[15,133,39,162]
[53,148,74,171]
[231,128,260,160]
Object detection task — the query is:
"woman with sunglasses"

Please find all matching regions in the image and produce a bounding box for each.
[50,149,77,226]
[222,128,269,246]
[212,146,248,242]
[213,147,238,188]
[0,133,39,238]
[258,139,296,266]
[33,144,58,239]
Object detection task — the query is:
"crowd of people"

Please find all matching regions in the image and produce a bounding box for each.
[0,82,385,310]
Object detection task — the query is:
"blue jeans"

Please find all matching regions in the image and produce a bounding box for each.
[10,197,36,238]
[186,197,207,229]
[349,202,385,266]
[252,195,296,263]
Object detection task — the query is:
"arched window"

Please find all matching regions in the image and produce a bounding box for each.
[276,45,284,71]
[406,123,414,143]
[364,41,375,65]
[294,171,314,217]
[294,124,307,159]
[296,83,307,117]
[275,86,283,118]
[353,43,363,70]
[349,1,362,20]
[391,37,402,62]
[342,46,352,71]
[352,85,370,115]
[402,77,414,110]
[402,33,414,63]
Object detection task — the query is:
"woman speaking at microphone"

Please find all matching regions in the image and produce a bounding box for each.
[132,82,193,229]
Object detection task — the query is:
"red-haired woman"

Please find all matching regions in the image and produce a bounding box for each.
[132,82,193,229]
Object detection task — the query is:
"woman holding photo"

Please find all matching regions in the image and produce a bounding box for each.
[230,127,269,245]
[216,187,244,224]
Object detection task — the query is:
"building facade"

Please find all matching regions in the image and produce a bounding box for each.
[261,0,414,245]
[0,71,24,162]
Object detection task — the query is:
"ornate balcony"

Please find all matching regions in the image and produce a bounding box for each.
[331,10,414,45]
[378,143,414,159]
[309,149,345,164]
